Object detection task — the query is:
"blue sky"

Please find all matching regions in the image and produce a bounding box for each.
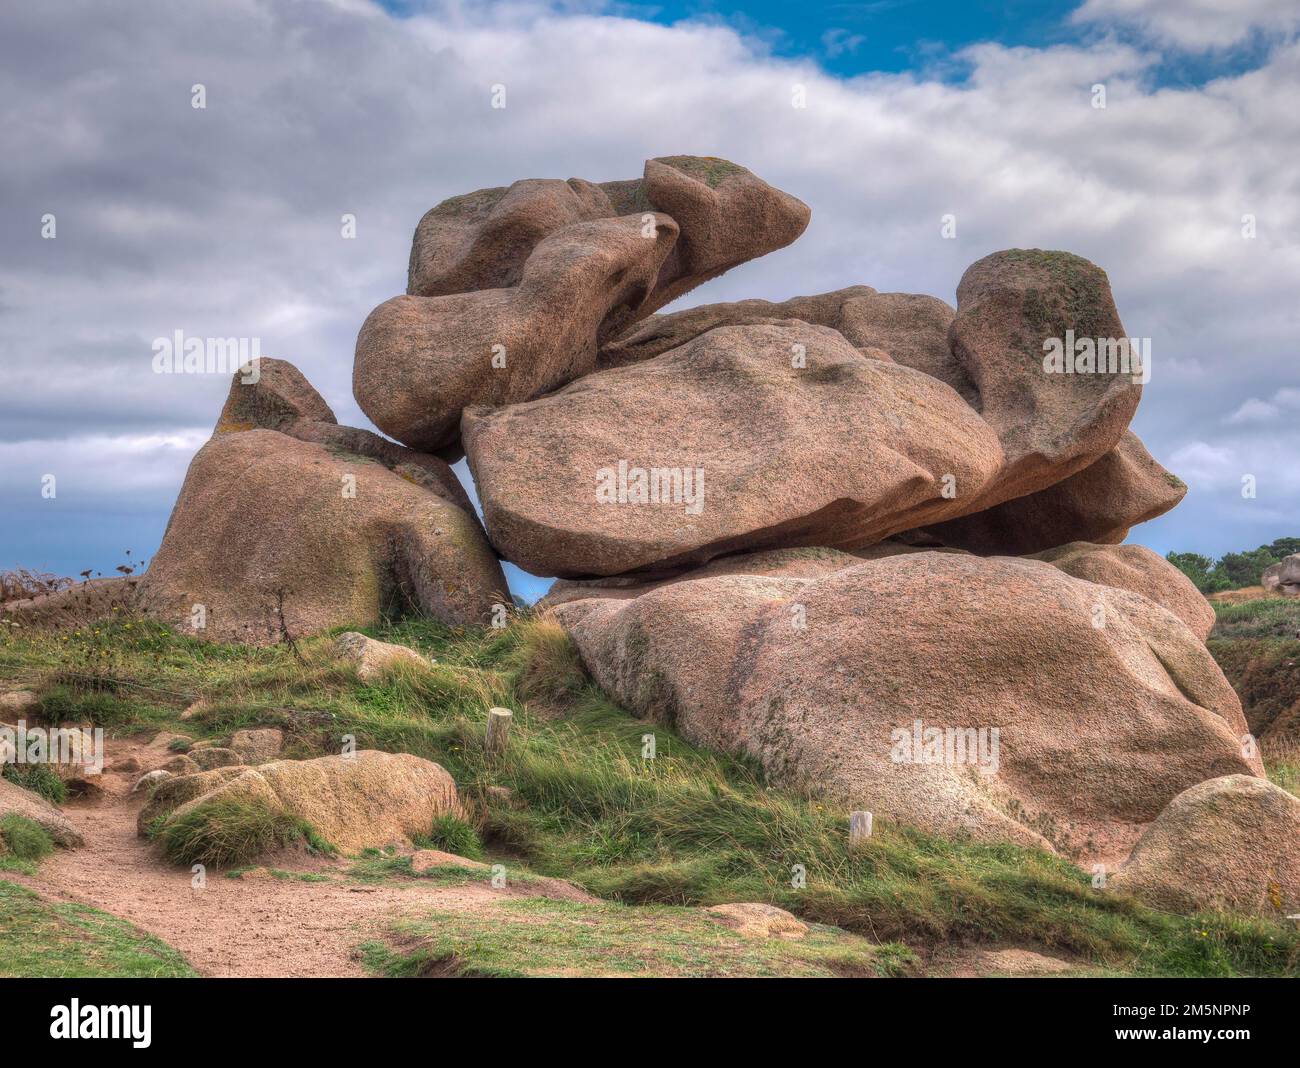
[3,0,1299,605]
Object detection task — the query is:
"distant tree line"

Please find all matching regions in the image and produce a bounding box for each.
[1167,537,1300,593]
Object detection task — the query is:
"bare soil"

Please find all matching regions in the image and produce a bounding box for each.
[7,730,588,977]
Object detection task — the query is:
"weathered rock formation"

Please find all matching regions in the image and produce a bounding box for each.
[136,359,507,643]
[552,551,1256,862]
[146,751,461,856]
[465,322,1003,577]
[362,155,811,453]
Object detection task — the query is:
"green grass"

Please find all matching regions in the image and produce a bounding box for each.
[226,866,332,883]
[0,880,195,977]
[4,612,1300,976]
[2,761,68,804]
[0,814,55,872]
[1210,597,1300,640]
[359,897,909,978]
[418,814,484,860]
[157,795,332,869]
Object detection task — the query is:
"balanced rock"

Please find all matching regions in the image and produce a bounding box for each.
[364,156,810,453]
[138,360,507,643]
[1110,775,1300,916]
[408,156,810,318]
[553,552,1258,859]
[465,323,1003,577]
[1262,554,1300,597]
[358,215,678,453]
[152,751,462,857]
[946,249,1142,512]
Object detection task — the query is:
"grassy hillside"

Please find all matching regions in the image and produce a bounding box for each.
[0,880,195,978]
[1207,595,1300,796]
[3,613,1299,977]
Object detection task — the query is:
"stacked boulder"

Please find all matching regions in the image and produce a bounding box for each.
[354,153,1283,898]
[14,156,1292,911]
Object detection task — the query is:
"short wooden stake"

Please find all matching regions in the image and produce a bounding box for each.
[485,707,513,757]
[849,810,873,850]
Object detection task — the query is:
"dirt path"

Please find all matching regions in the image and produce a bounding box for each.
[8,731,581,977]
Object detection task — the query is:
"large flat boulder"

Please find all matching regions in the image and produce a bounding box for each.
[138,361,507,643]
[1110,775,1300,916]
[554,552,1259,861]
[465,323,1004,577]
[601,286,975,403]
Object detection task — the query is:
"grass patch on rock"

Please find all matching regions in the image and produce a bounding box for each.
[157,796,332,869]
[0,814,55,872]
[1,762,67,804]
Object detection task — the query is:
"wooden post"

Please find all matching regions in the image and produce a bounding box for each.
[849,810,873,850]
[485,707,513,757]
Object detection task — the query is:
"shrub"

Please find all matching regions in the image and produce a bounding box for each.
[420,814,484,860]
[0,814,56,862]
[158,796,327,868]
[1,763,68,805]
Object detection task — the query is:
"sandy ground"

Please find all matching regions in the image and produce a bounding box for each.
[8,731,587,977]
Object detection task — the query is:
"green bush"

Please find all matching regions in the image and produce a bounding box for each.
[421,814,484,860]
[0,815,55,862]
[158,797,327,868]
[1,763,68,805]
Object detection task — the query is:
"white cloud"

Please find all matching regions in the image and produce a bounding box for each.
[1225,397,1281,424]
[1,0,1299,574]
[1073,0,1300,51]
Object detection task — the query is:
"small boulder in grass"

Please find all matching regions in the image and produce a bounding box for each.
[154,751,462,857]
[1110,775,1300,916]
[190,747,243,771]
[704,903,809,941]
[131,769,172,795]
[336,632,429,683]
[159,754,201,776]
[229,728,284,765]
[0,776,83,848]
